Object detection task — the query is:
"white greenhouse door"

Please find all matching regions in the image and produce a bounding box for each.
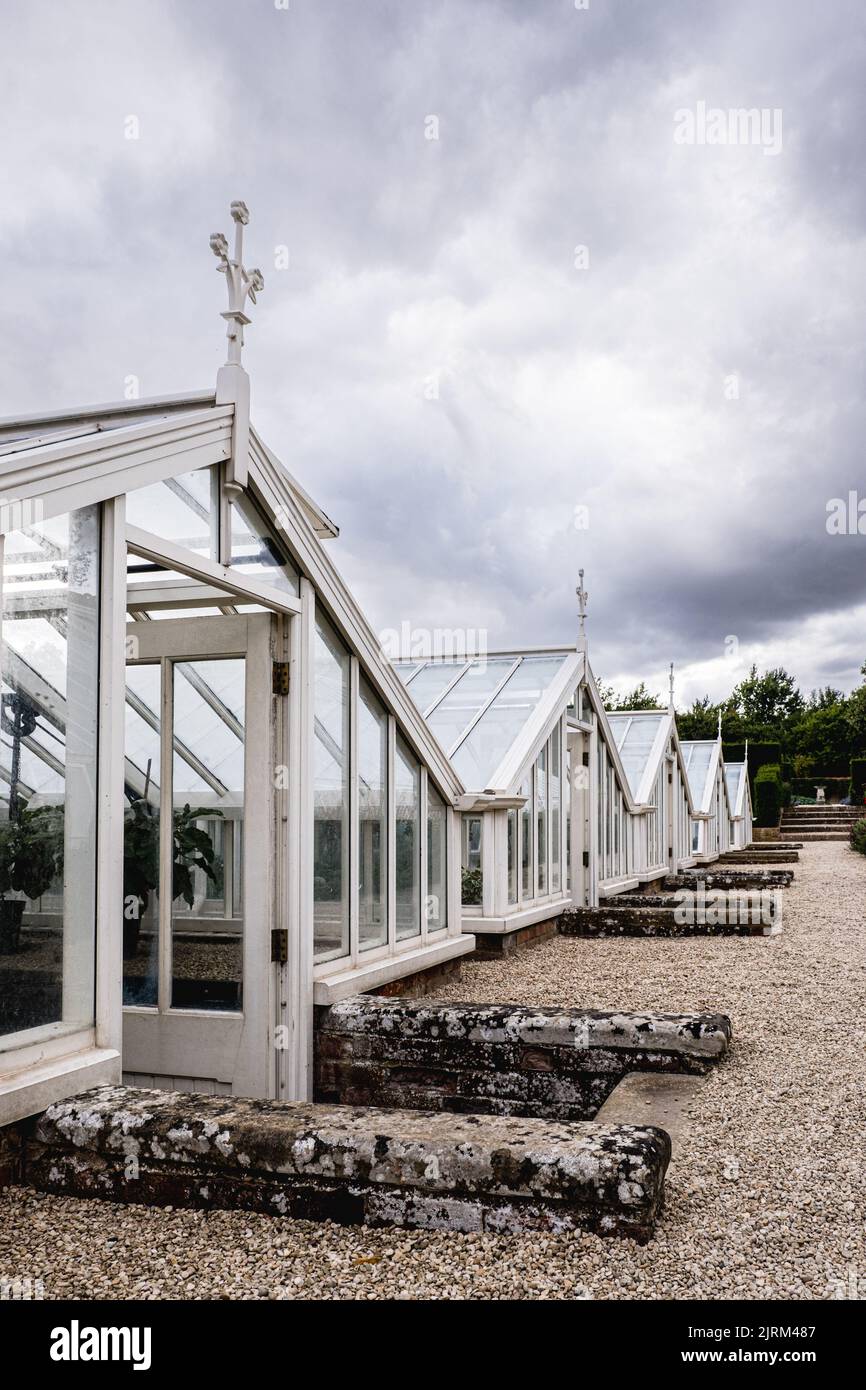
[122,614,277,1098]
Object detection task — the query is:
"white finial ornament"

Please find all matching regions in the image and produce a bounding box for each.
[669,662,675,709]
[576,569,588,646]
[717,708,723,740]
[210,200,264,367]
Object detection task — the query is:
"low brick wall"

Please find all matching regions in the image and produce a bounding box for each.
[27,1086,671,1240]
[315,995,731,1121]
[470,916,559,958]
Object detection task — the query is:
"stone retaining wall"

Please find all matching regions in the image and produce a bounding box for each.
[27,1086,672,1240]
[315,995,731,1121]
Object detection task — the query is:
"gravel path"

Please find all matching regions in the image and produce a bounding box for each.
[1,842,863,1300]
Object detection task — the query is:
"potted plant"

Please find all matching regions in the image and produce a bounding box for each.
[0,804,64,954]
[123,797,223,958]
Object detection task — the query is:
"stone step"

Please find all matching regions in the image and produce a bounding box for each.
[718,850,799,863]
[595,1073,707,1161]
[747,840,803,849]
[780,831,849,841]
[668,869,794,889]
[26,1085,671,1242]
[560,903,778,937]
[782,815,860,823]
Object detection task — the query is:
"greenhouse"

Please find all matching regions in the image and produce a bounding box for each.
[397,645,711,943]
[606,706,700,880]
[681,734,734,861]
[724,757,754,849]
[0,204,471,1125]
[396,648,581,942]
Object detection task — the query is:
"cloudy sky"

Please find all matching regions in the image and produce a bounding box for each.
[1,0,864,705]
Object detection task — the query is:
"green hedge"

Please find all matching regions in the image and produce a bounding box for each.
[850,819,866,856]
[789,776,849,799]
[850,758,866,804]
[754,764,783,828]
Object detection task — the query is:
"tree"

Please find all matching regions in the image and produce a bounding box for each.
[606,681,664,711]
[730,665,804,727]
[675,695,720,741]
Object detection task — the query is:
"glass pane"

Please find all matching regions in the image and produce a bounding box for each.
[507,807,517,904]
[229,494,299,597]
[426,782,448,931]
[452,656,566,789]
[358,679,387,952]
[520,777,532,899]
[126,468,217,584]
[0,507,99,1045]
[123,663,161,1006]
[550,724,561,892]
[171,659,244,1011]
[405,662,466,715]
[314,619,350,959]
[426,659,516,756]
[536,744,547,894]
[395,736,420,939]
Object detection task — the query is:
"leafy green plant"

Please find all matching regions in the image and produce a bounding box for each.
[0,804,64,901]
[123,798,222,918]
[849,819,866,856]
[849,758,866,805]
[461,866,483,906]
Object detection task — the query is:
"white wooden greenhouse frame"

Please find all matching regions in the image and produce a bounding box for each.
[724,760,754,849]
[396,650,712,942]
[681,738,736,862]
[0,208,473,1123]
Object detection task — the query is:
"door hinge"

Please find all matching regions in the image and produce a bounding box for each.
[272,661,290,696]
[581,751,590,766]
[582,850,590,868]
[271,928,288,964]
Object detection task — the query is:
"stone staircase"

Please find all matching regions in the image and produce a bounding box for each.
[778,803,866,842]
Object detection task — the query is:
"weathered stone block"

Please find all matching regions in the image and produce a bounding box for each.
[315,996,731,1122]
[27,1086,672,1241]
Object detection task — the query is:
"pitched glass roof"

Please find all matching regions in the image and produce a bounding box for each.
[395,653,569,789]
[606,712,666,799]
[724,761,745,811]
[681,741,716,807]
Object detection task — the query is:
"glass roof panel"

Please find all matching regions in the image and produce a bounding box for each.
[404,661,468,714]
[724,762,744,807]
[681,741,715,804]
[451,656,567,788]
[606,713,665,798]
[423,658,517,754]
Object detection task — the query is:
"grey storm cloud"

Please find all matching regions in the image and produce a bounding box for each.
[1,0,864,704]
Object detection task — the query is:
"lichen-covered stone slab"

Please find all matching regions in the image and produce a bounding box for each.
[559,904,777,937]
[27,1086,672,1241]
[315,996,731,1122]
[664,870,793,890]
